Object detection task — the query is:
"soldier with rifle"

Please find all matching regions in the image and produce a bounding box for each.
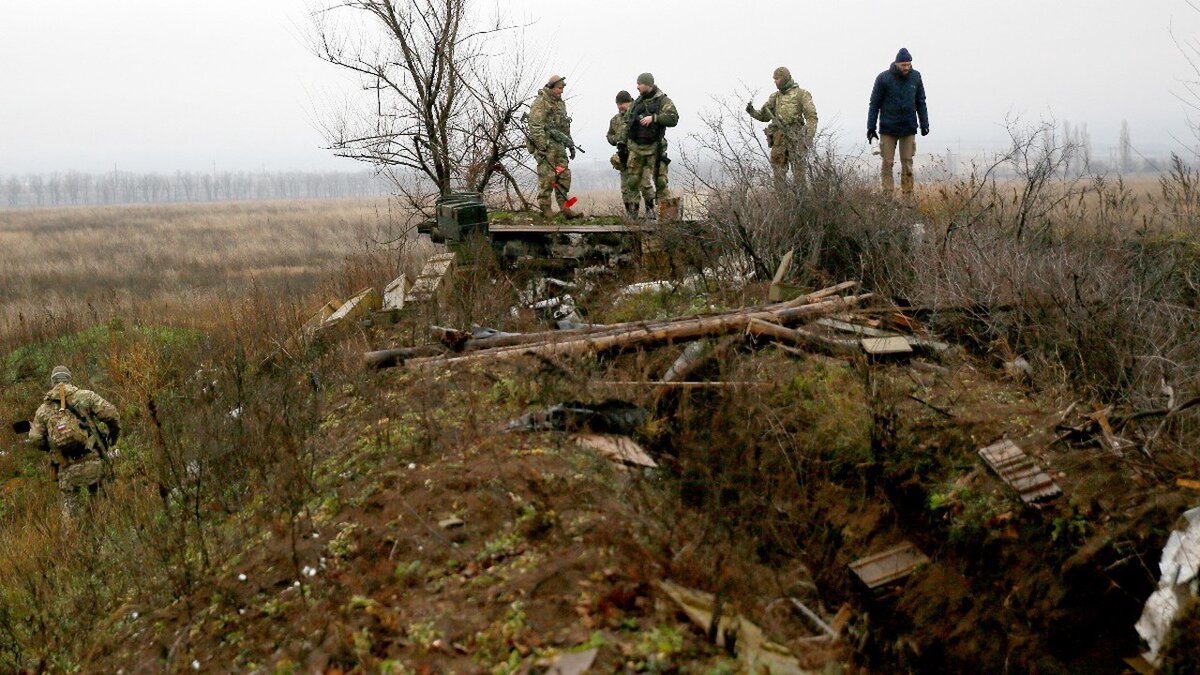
[26,365,120,520]
[623,73,679,221]
[607,90,655,219]
[527,74,584,219]
[746,66,818,189]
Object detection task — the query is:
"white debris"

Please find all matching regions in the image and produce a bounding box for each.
[408,462,417,470]
[237,573,247,582]
[293,580,301,587]
[191,659,200,670]
[302,565,318,578]
[228,406,242,419]
[1136,506,1200,663]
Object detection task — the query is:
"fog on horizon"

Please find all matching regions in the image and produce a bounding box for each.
[2,0,1198,176]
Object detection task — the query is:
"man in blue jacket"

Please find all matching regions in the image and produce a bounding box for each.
[867,48,928,198]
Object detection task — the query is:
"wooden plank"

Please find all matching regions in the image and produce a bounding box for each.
[849,542,930,589]
[978,440,1062,504]
[768,250,795,302]
[572,433,658,468]
[408,253,457,304]
[325,288,381,326]
[861,336,913,356]
[382,276,406,310]
[818,318,899,338]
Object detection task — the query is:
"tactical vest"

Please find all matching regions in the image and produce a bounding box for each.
[628,95,666,145]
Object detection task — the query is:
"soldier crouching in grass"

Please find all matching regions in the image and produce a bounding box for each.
[27,366,120,521]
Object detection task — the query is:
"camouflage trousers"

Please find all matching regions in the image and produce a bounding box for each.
[880,133,916,196]
[535,146,572,210]
[58,457,107,521]
[623,142,669,201]
[615,157,655,204]
[770,138,809,189]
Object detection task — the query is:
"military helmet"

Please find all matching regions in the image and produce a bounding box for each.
[50,365,72,385]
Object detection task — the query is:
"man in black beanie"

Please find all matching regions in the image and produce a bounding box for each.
[867,47,929,199]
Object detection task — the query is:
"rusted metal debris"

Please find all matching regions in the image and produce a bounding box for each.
[849,541,930,590]
[977,439,1062,504]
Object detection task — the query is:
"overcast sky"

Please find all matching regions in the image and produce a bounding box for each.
[2,1,1199,174]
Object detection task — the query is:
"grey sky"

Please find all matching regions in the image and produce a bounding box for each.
[2,1,1198,174]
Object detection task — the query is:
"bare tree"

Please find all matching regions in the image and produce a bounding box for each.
[312,0,540,214]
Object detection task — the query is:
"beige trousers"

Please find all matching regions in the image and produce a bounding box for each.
[880,134,916,195]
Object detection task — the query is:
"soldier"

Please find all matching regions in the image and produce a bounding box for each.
[607,90,655,219]
[28,366,120,520]
[867,48,929,199]
[623,73,679,221]
[746,66,818,189]
[527,74,583,219]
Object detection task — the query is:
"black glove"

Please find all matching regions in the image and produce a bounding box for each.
[867,129,878,143]
[745,101,755,115]
[568,145,576,160]
[920,127,929,137]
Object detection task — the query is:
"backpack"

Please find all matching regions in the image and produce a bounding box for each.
[47,385,90,460]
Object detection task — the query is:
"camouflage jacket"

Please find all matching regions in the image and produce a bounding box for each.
[627,88,679,146]
[607,110,630,147]
[29,384,121,464]
[750,80,818,143]
[527,88,573,154]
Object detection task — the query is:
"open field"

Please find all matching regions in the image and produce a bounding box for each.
[0,198,406,349]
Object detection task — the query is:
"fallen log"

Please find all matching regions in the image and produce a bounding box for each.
[364,344,448,369]
[444,280,863,354]
[406,293,872,368]
[744,318,860,356]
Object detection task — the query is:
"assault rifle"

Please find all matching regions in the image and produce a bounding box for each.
[548,129,585,155]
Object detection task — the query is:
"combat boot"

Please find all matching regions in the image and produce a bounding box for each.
[624,202,640,220]
[539,201,554,219]
[561,206,584,220]
[644,198,657,222]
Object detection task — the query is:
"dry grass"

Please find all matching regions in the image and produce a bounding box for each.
[0,199,406,349]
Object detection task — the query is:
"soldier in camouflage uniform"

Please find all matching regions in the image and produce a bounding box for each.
[527,74,583,219]
[623,73,679,221]
[746,66,818,189]
[607,90,655,219]
[28,366,121,520]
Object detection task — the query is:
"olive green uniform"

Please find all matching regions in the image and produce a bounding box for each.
[527,88,575,214]
[29,384,120,519]
[749,78,818,187]
[623,87,679,203]
[607,110,654,204]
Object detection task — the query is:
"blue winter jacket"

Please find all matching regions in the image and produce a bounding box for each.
[867,64,928,137]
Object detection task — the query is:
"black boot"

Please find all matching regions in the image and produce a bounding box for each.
[624,201,639,220]
[644,197,657,222]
